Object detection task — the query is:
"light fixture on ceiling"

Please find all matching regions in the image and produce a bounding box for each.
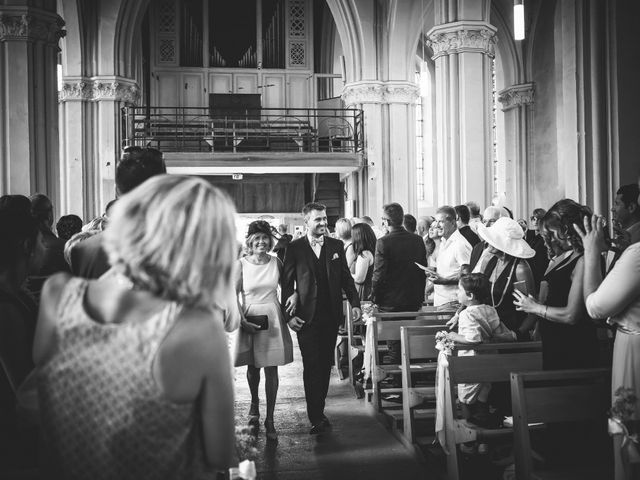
[514,0,525,40]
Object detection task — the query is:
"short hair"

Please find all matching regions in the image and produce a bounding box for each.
[351,223,377,257]
[483,206,507,221]
[532,208,546,219]
[540,199,592,254]
[335,218,352,240]
[436,205,456,222]
[56,214,83,241]
[0,206,40,268]
[277,224,288,234]
[64,230,99,268]
[302,202,326,217]
[459,273,492,305]
[466,201,481,217]
[403,214,417,233]
[104,175,237,308]
[30,193,54,226]
[383,203,404,227]
[0,195,31,215]
[617,184,640,209]
[361,216,374,226]
[454,204,471,225]
[244,233,275,256]
[116,147,166,195]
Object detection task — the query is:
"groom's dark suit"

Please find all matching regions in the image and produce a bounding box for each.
[282,235,360,425]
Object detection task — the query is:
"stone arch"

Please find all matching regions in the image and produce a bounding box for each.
[325,0,364,82]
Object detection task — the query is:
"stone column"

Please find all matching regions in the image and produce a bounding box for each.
[59,76,139,218]
[427,21,496,207]
[342,81,420,218]
[0,6,65,201]
[498,82,534,217]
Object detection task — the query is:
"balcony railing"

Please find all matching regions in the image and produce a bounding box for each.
[121,106,364,154]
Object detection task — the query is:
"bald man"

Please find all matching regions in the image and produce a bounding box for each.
[467,206,509,270]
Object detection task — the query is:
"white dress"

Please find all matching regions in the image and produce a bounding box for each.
[233,256,293,368]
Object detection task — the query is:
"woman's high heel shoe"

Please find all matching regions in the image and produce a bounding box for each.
[248,402,260,430]
[264,419,278,442]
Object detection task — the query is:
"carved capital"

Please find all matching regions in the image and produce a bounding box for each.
[426,21,497,59]
[0,10,65,45]
[498,83,535,111]
[59,78,140,105]
[342,81,420,106]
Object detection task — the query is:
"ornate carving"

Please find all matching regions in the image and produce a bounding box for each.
[498,83,535,111]
[426,21,497,59]
[59,79,140,105]
[342,81,419,106]
[0,11,65,44]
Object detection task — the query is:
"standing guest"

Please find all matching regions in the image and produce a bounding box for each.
[234,221,294,442]
[610,183,640,256]
[282,202,361,435]
[362,215,385,239]
[575,207,640,480]
[27,194,69,301]
[526,208,550,294]
[55,215,82,242]
[372,203,427,363]
[71,146,166,279]
[351,223,377,301]
[454,204,481,248]
[513,199,598,370]
[272,224,292,263]
[425,206,472,307]
[63,230,100,270]
[35,175,237,478]
[466,201,483,233]
[468,206,509,271]
[335,217,356,271]
[417,216,434,239]
[403,214,417,234]
[517,218,528,233]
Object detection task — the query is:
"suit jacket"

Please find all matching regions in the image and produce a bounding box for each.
[70,232,111,279]
[371,227,427,309]
[282,236,360,325]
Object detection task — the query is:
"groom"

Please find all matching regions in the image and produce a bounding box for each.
[282,202,361,434]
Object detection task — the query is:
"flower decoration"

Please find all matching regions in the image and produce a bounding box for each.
[235,426,258,461]
[435,330,456,356]
[608,387,640,474]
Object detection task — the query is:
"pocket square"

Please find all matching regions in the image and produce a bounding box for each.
[332,253,339,260]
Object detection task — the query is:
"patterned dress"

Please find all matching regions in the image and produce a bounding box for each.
[233,256,293,368]
[38,278,212,480]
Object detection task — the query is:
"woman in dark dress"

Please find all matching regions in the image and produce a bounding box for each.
[513,199,599,370]
[350,223,377,301]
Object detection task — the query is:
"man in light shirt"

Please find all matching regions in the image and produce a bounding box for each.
[425,206,472,306]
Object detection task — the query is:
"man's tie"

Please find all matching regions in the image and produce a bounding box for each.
[310,236,324,247]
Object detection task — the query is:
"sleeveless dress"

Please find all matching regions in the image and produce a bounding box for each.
[233,256,293,368]
[37,278,212,480]
[539,253,598,370]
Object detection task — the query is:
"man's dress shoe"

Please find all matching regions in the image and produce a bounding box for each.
[309,418,331,435]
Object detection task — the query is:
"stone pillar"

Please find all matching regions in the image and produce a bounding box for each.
[59,76,139,218]
[342,81,420,218]
[0,6,65,201]
[498,83,534,218]
[427,21,496,208]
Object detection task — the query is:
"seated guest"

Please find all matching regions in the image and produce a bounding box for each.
[513,199,598,370]
[27,194,69,301]
[55,214,82,242]
[403,214,417,234]
[425,206,471,307]
[454,204,481,248]
[35,175,237,478]
[71,146,166,279]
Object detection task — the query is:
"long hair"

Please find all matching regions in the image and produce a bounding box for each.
[351,222,377,257]
[540,199,592,254]
[104,175,237,308]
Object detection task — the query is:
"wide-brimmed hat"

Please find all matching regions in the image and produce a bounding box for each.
[247,220,274,239]
[476,217,535,259]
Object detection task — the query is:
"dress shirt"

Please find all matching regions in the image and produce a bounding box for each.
[307,234,323,258]
[586,242,640,334]
[434,230,472,306]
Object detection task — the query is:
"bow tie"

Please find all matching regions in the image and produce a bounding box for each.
[310,237,324,247]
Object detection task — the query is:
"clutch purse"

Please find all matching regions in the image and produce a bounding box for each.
[245,315,269,330]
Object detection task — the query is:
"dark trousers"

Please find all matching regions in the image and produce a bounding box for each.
[297,315,338,425]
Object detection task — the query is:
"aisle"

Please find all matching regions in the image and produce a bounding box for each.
[233,335,437,480]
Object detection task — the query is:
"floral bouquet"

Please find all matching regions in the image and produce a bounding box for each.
[232,426,258,479]
[435,330,456,356]
[361,303,375,323]
[608,387,640,475]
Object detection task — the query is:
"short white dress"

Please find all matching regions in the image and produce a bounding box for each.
[233,256,293,368]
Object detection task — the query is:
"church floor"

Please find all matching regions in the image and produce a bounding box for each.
[232,335,438,480]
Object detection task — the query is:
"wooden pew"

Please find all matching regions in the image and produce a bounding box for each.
[370,310,453,413]
[443,342,543,480]
[510,368,611,480]
[399,325,442,448]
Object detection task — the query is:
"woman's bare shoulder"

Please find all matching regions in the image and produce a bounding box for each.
[168,307,227,364]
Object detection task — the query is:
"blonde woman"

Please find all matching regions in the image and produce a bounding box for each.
[34,176,237,478]
[234,221,294,442]
[335,217,356,271]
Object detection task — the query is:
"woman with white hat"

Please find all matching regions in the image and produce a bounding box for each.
[473,216,537,340]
